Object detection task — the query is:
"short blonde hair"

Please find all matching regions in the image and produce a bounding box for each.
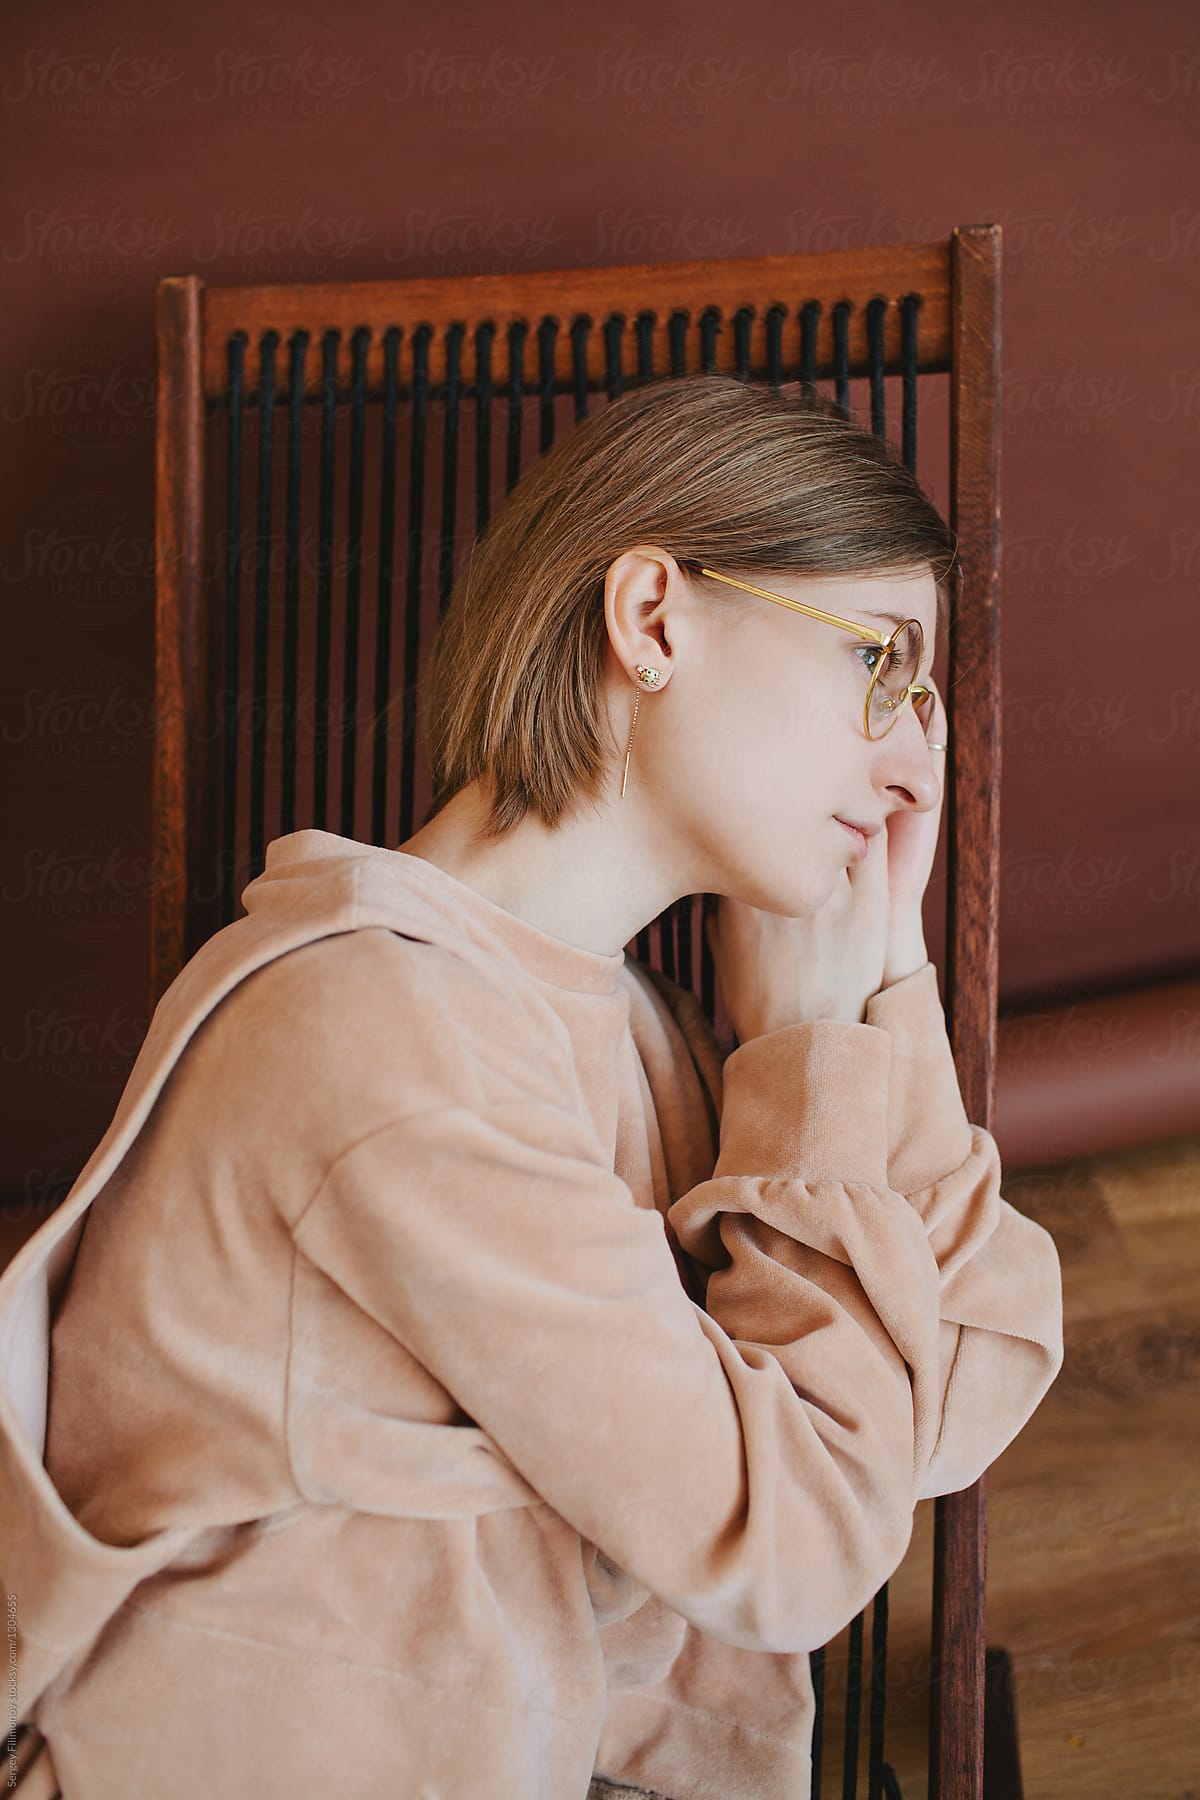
[418,373,959,839]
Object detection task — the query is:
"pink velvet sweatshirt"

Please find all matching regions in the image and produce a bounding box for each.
[0,828,1064,1800]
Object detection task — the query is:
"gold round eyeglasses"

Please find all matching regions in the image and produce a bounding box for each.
[679,560,934,742]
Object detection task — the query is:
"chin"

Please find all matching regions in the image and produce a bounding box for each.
[739,863,837,920]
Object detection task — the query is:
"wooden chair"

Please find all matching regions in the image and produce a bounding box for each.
[152,228,1005,1798]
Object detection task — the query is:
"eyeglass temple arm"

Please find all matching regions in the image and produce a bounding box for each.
[690,564,892,645]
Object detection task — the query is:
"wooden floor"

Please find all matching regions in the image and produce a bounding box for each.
[814,1133,1200,1799]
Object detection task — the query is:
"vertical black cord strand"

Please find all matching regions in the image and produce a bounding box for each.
[809,1644,825,1800]
[220,332,247,927]
[733,305,753,380]
[866,297,888,439]
[570,315,591,421]
[765,303,785,391]
[699,891,714,1022]
[537,315,559,449]
[699,305,720,374]
[439,321,464,621]
[602,314,625,401]
[658,897,677,982]
[667,310,688,376]
[800,300,820,394]
[281,328,307,839]
[832,300,852,417]
[634,310,656,386]
[474,320,495,534]
[868,1578,890,1800]
[900,293,921,473]
[505,319,527,495]
[249,328,278,884]
[313,329,339,830]
[341,325,370,838]
[842,1607,865,1799]
[399,324,431,846]
[372,325,401,846]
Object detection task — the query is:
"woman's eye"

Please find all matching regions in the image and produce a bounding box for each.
[855,644,886,677]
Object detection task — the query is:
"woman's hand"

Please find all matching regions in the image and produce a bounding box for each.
[705,826,892,1036]
[705,683,947,1039]
[881,679,947,987]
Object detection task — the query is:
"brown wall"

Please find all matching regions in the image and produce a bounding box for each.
[2,0,1196,1222]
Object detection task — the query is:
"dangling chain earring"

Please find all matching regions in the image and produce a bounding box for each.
[620,664,662,799]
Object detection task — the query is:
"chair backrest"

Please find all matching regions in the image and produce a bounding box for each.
[153,228,1002,1798]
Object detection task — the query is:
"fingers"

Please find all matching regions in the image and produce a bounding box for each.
[844,816,892,905]
[920,678,948,798]
[923,678,947,742]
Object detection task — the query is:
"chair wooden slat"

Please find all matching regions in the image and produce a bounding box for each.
[199,242,954,400]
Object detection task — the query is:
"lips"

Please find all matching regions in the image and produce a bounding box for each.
[834,817,880,860]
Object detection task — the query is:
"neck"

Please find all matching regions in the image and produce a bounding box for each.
[395,779,694,957]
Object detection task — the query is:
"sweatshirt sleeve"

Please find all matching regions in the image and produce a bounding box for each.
[288,983,992,1657]
[862,963,1065,1500]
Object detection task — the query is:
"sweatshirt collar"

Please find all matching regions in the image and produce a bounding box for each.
[262,831,628,997]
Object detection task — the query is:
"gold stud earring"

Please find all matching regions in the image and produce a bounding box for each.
[621,667,663,798]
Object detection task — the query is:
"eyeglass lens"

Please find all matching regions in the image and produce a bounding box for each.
[868,621,924,737]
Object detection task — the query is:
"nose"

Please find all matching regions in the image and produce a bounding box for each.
[874,701,942,813]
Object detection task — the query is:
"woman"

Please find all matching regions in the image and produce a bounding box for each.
[0,374,1063,1800]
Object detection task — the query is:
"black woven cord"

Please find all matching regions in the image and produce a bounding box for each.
[474,320,495,534]
[398,324,431,846]
[733,305,753,380]
[868,1580,890,1800]
[866,297,887,439]
[658,904,677,982]
[677,894,694,995]
[603,313,625,401]
[800,300,820,394]
[832,301,852,417]
[809,1645,826,1799]
[505,319,527,495]
[537,315,559,449]
[281,329,308,840]
[220,331,247,927]
[699,305,720,374]
[249,328,278,883]
[634,309,656,385]
[570,315,592,420]
[900,293,921,473]
[842,1607,865,1799]
[313,329,339,831]
[372,325,401,847]
[765,303,785,391]
[439,321,464,621]
[667,310,687,376]
[698,892,715,1020]
[341,325,370,837]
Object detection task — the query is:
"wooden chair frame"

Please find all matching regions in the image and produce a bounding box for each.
[152,227,1003,1797]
